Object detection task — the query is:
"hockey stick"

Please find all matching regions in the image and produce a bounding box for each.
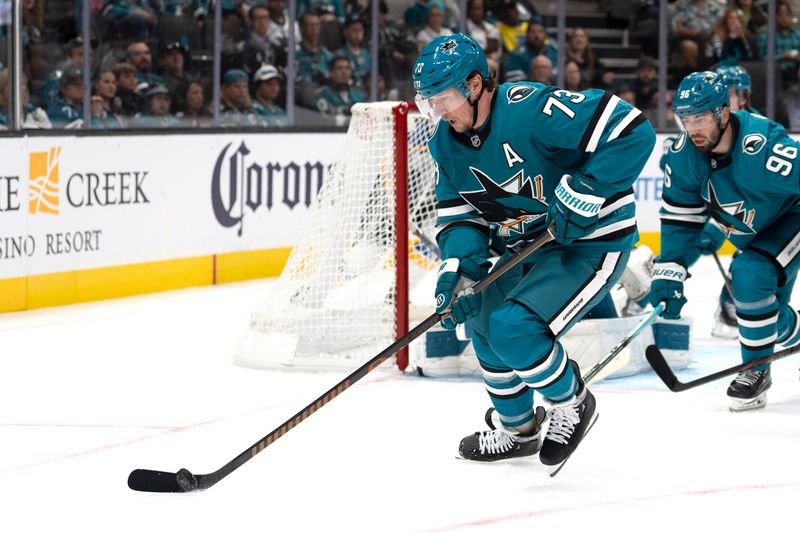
[646,342,800,392]
[127,228,556,493]
[711,251,734,298]
[582,302,665,383]
[410,221,441,260]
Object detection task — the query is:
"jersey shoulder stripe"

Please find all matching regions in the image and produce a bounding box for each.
[579,91,616,152]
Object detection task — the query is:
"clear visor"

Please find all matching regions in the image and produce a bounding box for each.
[676,111,716,130]
[415,88,468,120]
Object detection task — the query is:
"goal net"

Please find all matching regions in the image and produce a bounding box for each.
[234,102,440,371]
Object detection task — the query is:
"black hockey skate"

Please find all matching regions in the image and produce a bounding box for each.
[727,368,771,412]
[458,406,546,462]
[540,363,598,476]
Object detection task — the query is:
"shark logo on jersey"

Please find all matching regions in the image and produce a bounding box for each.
[507,85,536,105]
[742,133,767,155]
[704,181,756,236]
[461,166,548,236]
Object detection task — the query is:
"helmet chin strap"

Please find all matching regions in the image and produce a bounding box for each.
[711,109,730,153]
[466,81,486,133]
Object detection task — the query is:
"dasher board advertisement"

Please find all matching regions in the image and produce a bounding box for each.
[0,133,342,280]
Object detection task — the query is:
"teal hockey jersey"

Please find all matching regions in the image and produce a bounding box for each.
[429,82,656,262]
[660,111,800,266]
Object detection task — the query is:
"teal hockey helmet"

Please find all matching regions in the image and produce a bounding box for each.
[715,65,752,96]
[413,34,489,118]
[673,71,729,118]
[413,33,488,98]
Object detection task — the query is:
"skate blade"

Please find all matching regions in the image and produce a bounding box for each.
[454,454,538,463]
[729,394,767,412]
[548,412,599,478]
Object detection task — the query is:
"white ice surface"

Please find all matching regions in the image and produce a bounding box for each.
[1,256,799,532]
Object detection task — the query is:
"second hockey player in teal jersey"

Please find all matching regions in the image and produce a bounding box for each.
[698,65,759,339]
[650,71,800,411]
[413,34,656,469]
[716,65,756,115]
[659,65,759,339]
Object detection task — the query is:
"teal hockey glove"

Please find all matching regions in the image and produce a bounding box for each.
[648,262,689,319]
[435,257,490,330]
[547,174,607,244]
[696,223,726,255]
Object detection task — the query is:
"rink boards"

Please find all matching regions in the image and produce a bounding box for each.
[0,132,743,312]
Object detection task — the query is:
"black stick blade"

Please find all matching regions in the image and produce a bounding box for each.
[645,345,684,392]
[128,469,187,493]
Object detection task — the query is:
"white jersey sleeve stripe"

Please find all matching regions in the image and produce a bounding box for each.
[660,213,708,224]
[598,192,635,218]
[579,218,636,240]
[607,107,642,142]
[661,199,707,215]
[437,204,477,218]
[585,95,621,153]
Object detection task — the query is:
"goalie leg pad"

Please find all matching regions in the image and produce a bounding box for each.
[618,245,654,302]
[425,328,470,357]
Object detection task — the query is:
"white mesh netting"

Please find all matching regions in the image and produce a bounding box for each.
[234,102,440,370]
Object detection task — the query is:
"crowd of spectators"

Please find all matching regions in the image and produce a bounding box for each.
[0,0,798,130]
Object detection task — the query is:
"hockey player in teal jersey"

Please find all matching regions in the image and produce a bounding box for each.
[697,64,759,339]
[659,65,758,338]
[649,71,800,411]
[413,34,656,469]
